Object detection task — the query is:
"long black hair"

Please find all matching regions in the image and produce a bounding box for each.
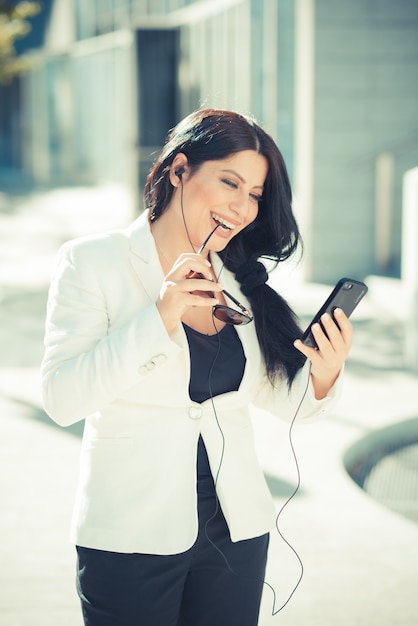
[144,109,306,386]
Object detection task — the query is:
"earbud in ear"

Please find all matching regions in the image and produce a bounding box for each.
[175,167,185,179]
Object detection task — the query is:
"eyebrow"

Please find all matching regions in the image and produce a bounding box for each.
[220,169,264,190]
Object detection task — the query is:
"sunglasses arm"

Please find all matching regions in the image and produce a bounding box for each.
[222,288,252,318]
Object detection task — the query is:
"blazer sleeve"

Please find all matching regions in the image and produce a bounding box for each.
[41,239,181,426]
[251,358,344,423]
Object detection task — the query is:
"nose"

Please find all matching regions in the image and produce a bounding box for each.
[229,189,249,220]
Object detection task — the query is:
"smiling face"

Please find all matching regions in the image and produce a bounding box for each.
[168,150,269,253]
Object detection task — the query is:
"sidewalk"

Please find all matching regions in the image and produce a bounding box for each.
[0,181,134,626]
[0,180,417,625]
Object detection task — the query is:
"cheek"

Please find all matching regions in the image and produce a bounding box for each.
[246,204,259,225]
[234,205,258,238]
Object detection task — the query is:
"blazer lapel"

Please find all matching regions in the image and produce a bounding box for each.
[127,211,164,302]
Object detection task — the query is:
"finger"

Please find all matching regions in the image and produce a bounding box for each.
[180,278,224,294]
[333,308,353,347]
[184,264,214,279]
[317,313,343,350]
[315,310,352,353]
[172,254,213,279]
[293,338,318,360]
[317,312,352,358]
[176,251,212,265]
[307,321,335,354]
[187,292,221,308]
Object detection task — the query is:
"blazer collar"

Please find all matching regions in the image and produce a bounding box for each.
[127,209,158,264]
[126,210,163,301]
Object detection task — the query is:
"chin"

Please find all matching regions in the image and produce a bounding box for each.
[209,238,230,252]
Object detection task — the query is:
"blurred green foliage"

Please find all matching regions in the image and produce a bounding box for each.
[0,0,42,83]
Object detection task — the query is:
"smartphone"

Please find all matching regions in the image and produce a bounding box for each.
[302,278,368,348]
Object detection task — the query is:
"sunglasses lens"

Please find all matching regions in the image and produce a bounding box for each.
[213,305,252,325]
[188,271,252,325]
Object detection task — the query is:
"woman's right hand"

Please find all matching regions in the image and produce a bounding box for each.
[156,253,224,333]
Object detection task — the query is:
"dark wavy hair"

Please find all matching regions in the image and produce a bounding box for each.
[144,108,306,385]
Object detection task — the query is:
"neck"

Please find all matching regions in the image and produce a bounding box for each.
[150,213,208,266]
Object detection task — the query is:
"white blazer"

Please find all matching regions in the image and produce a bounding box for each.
[41,210,341,555]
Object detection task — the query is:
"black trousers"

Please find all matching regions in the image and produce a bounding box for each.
[76,498,269,626]
[76,438,269,625]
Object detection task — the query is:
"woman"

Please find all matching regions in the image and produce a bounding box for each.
[41,109,352,626]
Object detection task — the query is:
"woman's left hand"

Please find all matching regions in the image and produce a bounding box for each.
[293,307,353,399]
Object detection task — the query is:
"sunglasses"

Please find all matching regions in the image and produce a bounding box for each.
[187,225,253,326]
[188,272,253,325]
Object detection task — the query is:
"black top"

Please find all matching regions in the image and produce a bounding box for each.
[183,323,246,498]
[183,323,246,403]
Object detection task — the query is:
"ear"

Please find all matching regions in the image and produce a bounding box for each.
[169,153,188,187]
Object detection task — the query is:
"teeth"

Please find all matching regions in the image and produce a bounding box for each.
[212,213,235,230]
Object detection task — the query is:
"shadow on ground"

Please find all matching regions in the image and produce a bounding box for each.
[7,395,84,438]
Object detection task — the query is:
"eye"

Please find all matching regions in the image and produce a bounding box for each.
[222,178,238,189]
[222,177,262,203]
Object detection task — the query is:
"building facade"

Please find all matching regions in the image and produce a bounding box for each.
[1,0,417,282]
[304,0,418,281]
[17,0,294,194]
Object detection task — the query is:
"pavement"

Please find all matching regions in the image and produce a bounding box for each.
[0,174,417,625]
